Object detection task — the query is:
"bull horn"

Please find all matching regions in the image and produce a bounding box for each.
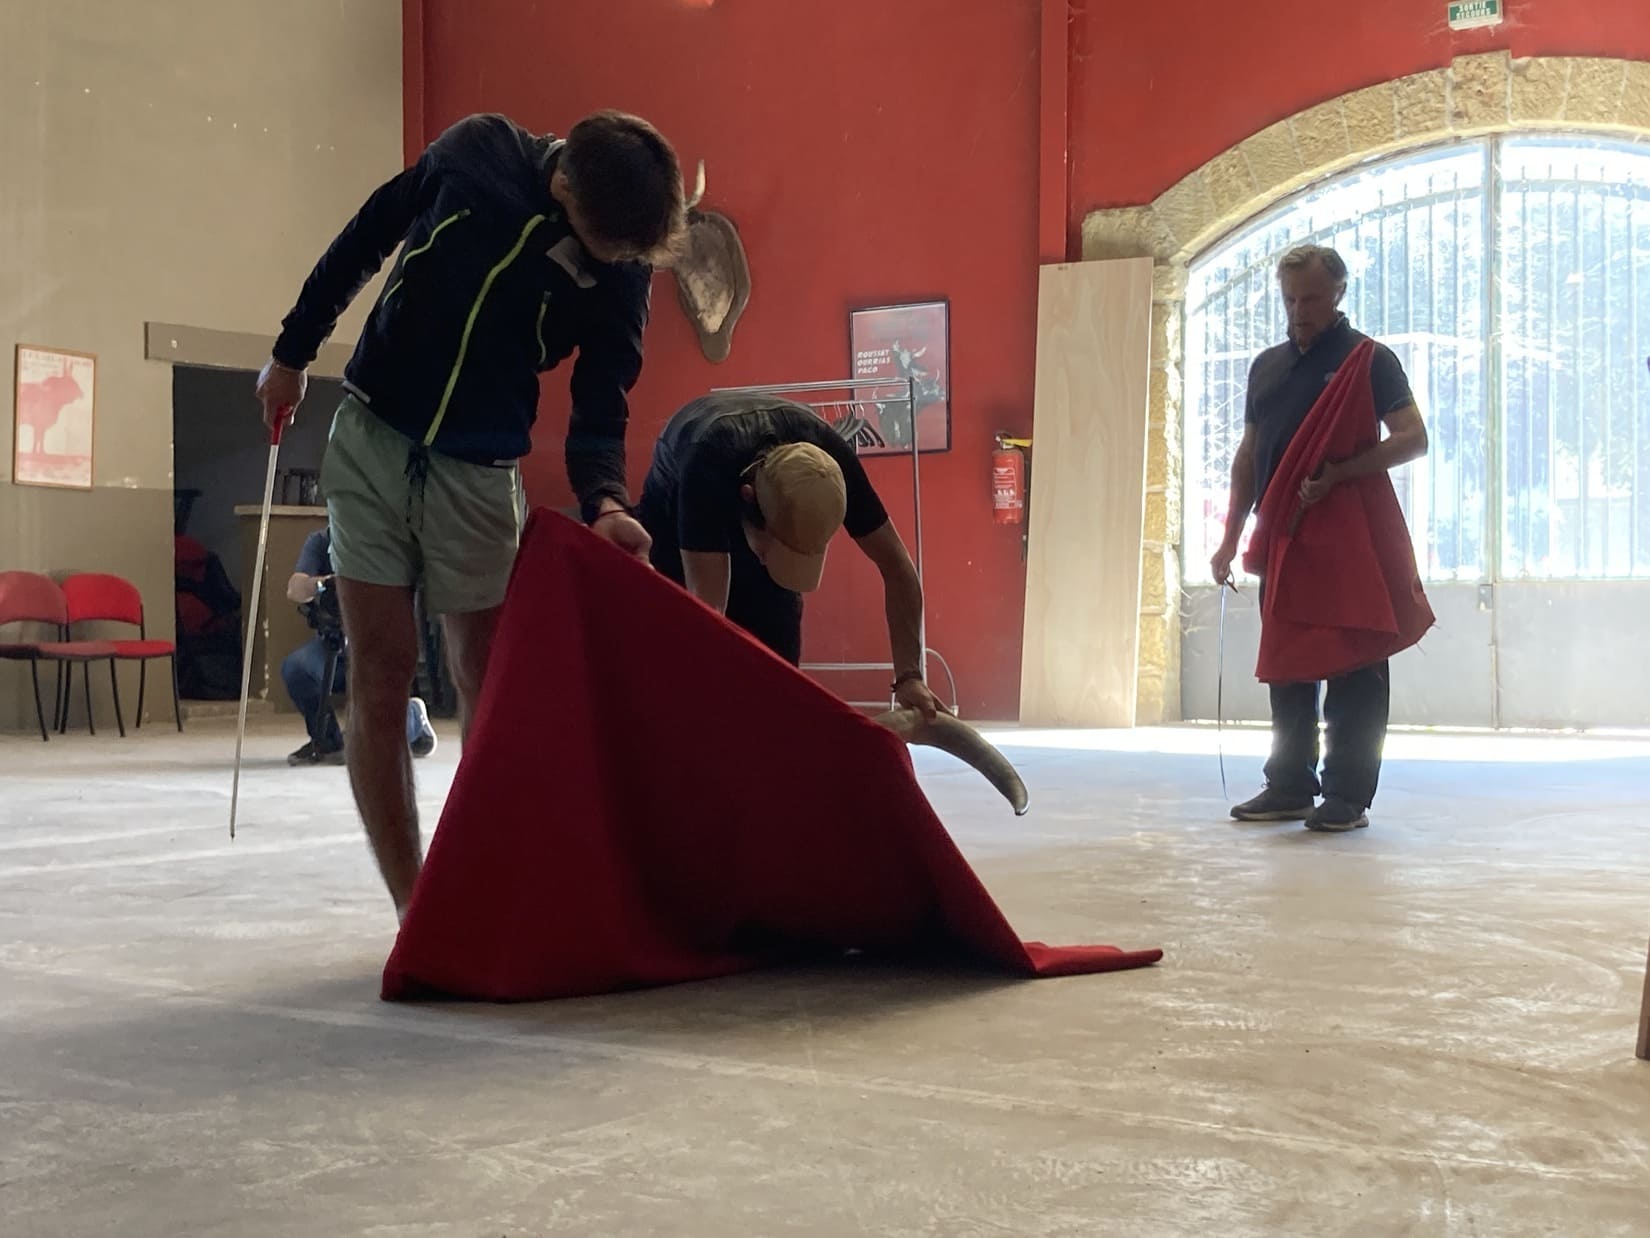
[872,708,1030,816]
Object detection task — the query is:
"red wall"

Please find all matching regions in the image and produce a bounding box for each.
[1070,0,1650,215]
[408,0,1650,719]
[411,0,1044,719]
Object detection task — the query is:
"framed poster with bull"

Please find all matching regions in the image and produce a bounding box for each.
[848,300,950,455]
[14,344,96,490]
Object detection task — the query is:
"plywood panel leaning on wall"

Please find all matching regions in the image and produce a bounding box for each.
[1020,258,1153,727]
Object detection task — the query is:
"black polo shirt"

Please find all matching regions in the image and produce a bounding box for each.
[1245,315,1416,504]
[638,394,889,553]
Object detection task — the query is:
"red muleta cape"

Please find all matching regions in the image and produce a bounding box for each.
[381,511,1161,1001]
[1240,338,1434,684]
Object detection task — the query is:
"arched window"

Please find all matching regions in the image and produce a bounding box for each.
[1183,135,1650,584]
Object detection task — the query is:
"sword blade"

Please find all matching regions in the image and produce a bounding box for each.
[229,434,285,838]
[1217,583,1229,803]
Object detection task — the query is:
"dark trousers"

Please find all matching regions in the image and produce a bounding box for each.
[638,497,804,666]
[281,636,346,750]
[1264,661,1390,809]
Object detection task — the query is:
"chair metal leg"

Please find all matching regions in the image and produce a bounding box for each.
[171,655,184,732]
[29,660,49,742]
[59,664,72,735]
[137,659,147,730]
[55,661,67,732]
[83,662,96,736]
[109,659,126,738]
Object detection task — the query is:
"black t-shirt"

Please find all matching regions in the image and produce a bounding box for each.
[641,394,889,552]
[1245,315,1416,504]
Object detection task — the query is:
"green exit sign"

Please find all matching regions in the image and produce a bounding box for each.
[1449,0,1503,29]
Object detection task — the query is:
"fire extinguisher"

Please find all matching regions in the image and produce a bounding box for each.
[992,434,1030,525]
[993,434,1032,561]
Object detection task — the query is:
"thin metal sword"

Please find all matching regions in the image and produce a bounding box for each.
[230,409,290,839]
[1218,580,1231,803]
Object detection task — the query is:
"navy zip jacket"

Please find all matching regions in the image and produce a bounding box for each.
[271,113,650,520]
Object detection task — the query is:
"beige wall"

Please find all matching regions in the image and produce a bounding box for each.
[0,0,402,730]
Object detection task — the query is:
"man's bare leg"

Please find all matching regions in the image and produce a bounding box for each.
[442,605,503,745]
[337,578,422,918]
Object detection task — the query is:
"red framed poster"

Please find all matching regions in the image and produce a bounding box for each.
[14,344,96,489]
[848,300,950,455]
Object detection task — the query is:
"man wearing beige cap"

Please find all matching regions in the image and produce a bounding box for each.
[636,393,944,718]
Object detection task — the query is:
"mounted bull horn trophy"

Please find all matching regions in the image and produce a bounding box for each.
[665,161,751,363]
[871,707,1031,817]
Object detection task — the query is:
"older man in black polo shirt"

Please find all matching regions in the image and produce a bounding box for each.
[1210,244,1429,832]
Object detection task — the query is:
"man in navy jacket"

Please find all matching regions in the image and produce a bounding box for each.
[254,111,686,919]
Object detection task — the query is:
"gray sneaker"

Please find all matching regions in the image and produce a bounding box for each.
[1231,788,1316,821]
[1305,797,1369,832]
[407,697,437,759]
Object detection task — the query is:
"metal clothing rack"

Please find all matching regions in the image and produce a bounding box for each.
[709,376,958,714]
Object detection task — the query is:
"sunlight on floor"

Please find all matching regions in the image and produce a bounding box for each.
[979,724,1650,764]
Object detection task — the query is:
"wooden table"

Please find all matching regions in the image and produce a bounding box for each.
[234,505,328,712]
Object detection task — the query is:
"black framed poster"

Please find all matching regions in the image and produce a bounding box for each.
[848,300,951,455]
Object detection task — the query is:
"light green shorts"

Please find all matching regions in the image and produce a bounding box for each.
[319,395,523,615]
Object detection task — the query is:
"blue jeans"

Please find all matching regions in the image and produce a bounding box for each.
[281,636,431,751]
[281,637,346,750]
[1263,661,1391,810]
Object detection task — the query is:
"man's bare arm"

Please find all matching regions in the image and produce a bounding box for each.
[681,551,732,614]
[286,573,329,606]
[1211,425,1258,583]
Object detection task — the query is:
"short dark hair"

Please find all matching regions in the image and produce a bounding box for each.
[561,110,686,264]
[738,454,769,529]
[1277,243,1349,287]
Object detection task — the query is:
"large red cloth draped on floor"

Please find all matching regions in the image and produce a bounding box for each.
[381,512,1161,1001]
[1241,339,1434,684]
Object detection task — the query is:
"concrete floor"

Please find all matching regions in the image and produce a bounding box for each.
[3,719,1649,1237]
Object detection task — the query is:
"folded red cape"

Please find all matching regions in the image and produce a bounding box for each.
[382,511,1161,1001]
[1241,339,1433,683]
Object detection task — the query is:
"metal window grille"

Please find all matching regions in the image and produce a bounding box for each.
[1182,134,1650,586]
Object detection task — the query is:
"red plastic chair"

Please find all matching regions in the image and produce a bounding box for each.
[34,575,123,737]
[53,573,183,734]
[0,570,70,741]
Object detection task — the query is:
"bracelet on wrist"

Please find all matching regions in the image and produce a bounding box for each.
[583,496,635,525]
[891,671,924,691]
